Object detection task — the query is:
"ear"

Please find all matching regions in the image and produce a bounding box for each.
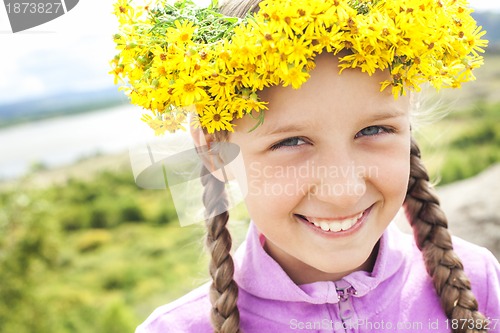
[189,122,231,183]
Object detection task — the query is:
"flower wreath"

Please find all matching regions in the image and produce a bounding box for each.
[110,0,487,134]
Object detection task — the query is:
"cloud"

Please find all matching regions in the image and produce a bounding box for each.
[0,0,119,103]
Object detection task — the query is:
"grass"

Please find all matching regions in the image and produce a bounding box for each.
[0,168,209,333]
[415,101,500,185]
[60,223,209,317]
[0,164,253,333]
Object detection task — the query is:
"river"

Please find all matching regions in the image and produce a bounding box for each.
[0,105,170,179]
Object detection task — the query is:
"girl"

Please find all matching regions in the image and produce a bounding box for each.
[111,0,500,332]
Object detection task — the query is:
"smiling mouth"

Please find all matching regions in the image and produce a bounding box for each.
[296,211,366,232]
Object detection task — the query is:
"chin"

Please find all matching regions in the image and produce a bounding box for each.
[313,244,378,277]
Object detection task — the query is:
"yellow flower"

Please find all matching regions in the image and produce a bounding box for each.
[464,25,488,56]
[199,105,234,133]
[141,114,165,136]
[215,41,236,72]
[311,24,344,54]
[167,20,197,45]
[280,64,310,89]
[207,74,234,101]
[283,35,313,66]
[141,111,186,135]
[113,0,133,25]
[322,0,355,24]
[171,76,207,107]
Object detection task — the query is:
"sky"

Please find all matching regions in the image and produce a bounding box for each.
[469,0,500,12]
[0,0,498,104]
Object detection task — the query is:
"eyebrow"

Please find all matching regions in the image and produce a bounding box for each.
[366,109,407,122]
[259,123,310,136]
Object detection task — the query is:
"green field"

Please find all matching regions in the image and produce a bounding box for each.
[1,53,499,333]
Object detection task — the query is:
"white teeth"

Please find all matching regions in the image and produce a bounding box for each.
[330,222,342,232]
[341,220,353,230]
[306,211,364,232]
[320,222,330,231]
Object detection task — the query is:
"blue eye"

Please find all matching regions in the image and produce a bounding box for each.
[270,137,307,150]
[355,126,392,138]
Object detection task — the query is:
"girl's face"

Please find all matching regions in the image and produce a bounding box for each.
[230,53,411,284]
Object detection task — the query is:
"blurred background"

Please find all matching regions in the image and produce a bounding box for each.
[0,1,499,332]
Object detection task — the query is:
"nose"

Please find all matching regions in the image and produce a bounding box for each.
[309,153,367,208]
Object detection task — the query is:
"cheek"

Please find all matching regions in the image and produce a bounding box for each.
[244,160,305,217]
[369,141,411,201]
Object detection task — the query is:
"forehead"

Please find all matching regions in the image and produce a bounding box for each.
[233,53,410,134]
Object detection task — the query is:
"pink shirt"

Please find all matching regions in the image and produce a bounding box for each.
[137,222,500,332]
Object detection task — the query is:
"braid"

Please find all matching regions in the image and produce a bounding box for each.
[200,164,241,333]
[405,137,488,333]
